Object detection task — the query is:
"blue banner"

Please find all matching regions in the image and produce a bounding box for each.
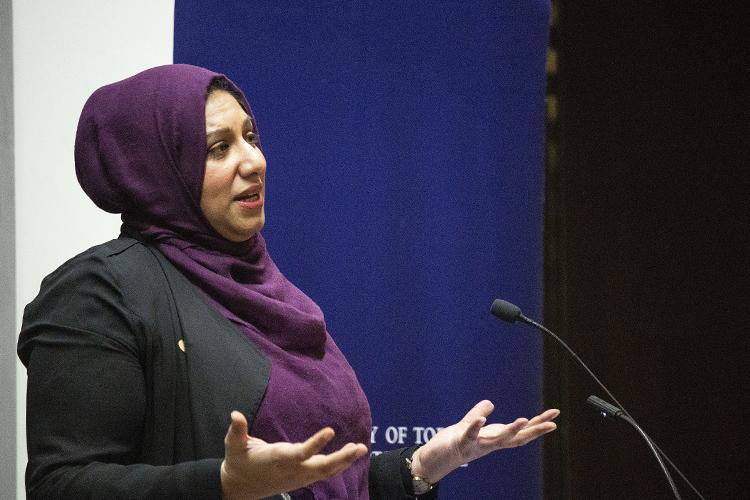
[175,1,549,497]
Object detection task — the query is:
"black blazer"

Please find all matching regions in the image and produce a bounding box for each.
[18,238,433,499]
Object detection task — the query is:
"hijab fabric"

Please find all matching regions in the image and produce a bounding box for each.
[75,64,371,499]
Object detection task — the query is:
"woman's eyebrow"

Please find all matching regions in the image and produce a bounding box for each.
[206,117,255,140]
[206,127,229,141]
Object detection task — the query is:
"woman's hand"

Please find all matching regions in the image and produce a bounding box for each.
[409,401,559,484]
[221,411,368,500]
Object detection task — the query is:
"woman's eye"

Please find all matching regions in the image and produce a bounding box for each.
[208,142,229,158]
[245,131,259,144]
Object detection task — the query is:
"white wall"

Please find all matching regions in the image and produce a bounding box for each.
[13,1,174,497]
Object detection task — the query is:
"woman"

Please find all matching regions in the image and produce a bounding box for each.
[18,64,558,499]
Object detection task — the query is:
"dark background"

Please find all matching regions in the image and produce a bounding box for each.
[544,2,749,499]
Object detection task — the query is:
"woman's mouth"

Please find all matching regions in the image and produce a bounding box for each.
[236,193,260,202]
[234,192,263,209]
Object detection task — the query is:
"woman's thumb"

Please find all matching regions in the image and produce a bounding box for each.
[224,411,249,450]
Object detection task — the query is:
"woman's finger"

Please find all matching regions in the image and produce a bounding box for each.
[527,409,560,426]
[460,400,495,424]
[513,422,558,446]
[303,443,368,478]
[224,411,250,452]
[506,417,529,432]
[478,418,528,443]
[461,415,487,443]
[298,427,336,460]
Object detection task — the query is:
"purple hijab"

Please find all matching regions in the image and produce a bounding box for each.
[75,64,371,499]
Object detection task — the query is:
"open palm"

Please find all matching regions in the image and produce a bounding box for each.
[411,400,559,483]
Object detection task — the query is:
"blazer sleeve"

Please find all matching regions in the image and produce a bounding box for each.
[369,448,439,500]
[18,249,223,500]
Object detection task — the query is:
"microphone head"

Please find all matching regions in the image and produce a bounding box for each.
[490,299,522,323]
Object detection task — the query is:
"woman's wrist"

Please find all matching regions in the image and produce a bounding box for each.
[409,445,450,485]
[221,460,254,500]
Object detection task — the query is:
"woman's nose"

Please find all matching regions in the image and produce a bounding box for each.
[237,143,265,178]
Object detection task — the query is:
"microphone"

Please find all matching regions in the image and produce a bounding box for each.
[490,299,589,375]
[586,395,623,419]
[491,299,704,500]
[489,299,522,322]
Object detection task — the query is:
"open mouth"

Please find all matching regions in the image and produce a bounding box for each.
[235,193,260,202]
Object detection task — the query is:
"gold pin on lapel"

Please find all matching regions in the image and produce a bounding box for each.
[177,339,186,352]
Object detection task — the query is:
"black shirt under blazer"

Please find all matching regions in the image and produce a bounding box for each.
[19,238,434,499]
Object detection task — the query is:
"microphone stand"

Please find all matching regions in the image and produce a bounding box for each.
[587,396,681,500]
[491,300,705,499]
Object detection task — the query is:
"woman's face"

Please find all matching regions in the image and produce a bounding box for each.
[201,90,267,241]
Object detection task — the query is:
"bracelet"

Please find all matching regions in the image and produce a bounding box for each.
[405,457,435,495]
